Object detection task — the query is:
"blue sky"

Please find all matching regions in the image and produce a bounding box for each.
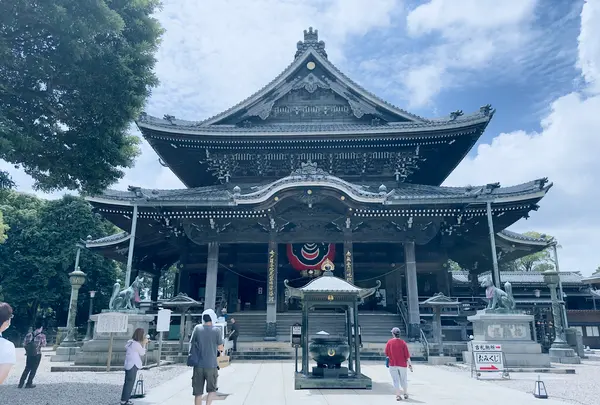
[2,0,599,275]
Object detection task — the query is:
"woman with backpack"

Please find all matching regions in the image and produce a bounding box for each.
[120,328,148,405]
[19,321,46,388]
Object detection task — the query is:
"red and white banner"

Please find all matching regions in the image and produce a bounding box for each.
[286,243,335,271]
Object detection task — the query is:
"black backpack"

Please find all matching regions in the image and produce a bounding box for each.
[25,332,39,357]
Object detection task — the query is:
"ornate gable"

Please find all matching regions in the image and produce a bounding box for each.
[204,28,425,127]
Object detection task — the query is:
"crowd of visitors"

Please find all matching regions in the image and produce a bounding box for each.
[1,300,414,404]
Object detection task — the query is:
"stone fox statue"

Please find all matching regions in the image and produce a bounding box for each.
[109,276,144,310]
[480,276,516,311]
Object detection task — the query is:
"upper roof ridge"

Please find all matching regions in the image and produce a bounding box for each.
[295,27,327,59]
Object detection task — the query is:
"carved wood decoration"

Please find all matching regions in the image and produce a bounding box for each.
[199,150,424,183]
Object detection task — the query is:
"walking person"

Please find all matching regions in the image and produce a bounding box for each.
[385,327,413,401]
[228,318,239,352]
[19,320,46,388]
[0,302,16,385]
[190,309,224,405]
[120,328,148,405]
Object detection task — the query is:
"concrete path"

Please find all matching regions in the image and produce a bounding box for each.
[138,361,570,405]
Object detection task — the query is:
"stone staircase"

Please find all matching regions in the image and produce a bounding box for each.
[231,311,405,343]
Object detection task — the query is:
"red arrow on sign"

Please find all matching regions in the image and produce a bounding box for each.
[480,365,499,370]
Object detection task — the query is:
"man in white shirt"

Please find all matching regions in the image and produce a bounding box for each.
[0,302,16,384]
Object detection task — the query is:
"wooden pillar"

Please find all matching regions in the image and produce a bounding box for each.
[265,237,278,340]
[344,223,354,283]
[346,308,354,372]
[486,201,501,287]
[125,204,139,287]
[302,302,309,374]
[205,242,219,309]
[353,301,361,376]
[405,241,421,339]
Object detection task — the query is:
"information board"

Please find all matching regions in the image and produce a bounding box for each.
[291,323,302,347]
[156,309,172,332]
[471,342,506,375]
[96,312,129,334]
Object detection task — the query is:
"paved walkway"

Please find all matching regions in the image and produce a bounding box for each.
[138,361,571,405]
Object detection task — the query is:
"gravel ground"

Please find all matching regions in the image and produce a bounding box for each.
[2,348,188,405]
[441,358,600,405]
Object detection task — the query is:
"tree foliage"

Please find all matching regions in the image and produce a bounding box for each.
[0,0,163,193]
[507,231,555,272]
[0,191,123,338]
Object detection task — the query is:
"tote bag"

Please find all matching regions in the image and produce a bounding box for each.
[187,341,201,367]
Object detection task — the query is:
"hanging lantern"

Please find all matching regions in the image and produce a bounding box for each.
[287,243,335,277]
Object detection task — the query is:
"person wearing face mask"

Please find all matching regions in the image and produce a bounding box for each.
[0,302,16,385]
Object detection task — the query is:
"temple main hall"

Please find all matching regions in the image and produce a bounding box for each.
[86,28,556,344]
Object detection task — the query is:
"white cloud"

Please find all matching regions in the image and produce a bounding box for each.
[446,0,600,275]
[402,0,538,106]
[578,0,600,93]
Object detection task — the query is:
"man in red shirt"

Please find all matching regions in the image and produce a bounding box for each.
[385,327,412,401]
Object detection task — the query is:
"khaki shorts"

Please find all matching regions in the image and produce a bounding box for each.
[192,367,218,396]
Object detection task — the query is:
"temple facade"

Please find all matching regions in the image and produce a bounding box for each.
[87,28,561,341]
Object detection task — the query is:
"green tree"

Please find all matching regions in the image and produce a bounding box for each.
[0,0,163,193]
[509,232,555,272]
[0,191,121,336]
[0,211,8,243]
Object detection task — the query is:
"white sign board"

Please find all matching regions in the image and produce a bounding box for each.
[96,312,129,334]
[292,325,301,335]
[156,309,172,332]
[472,343,504,373]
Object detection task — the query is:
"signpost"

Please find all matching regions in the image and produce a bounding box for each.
[291,323,302,373]
[156,309,172,367]
[470,342,509,379]
[96,313,129,371]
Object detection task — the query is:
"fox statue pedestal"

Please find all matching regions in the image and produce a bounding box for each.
[464,311,550,368]
[73,311,157,367]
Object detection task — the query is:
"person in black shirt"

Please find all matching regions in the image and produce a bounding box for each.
[228,318,239,352]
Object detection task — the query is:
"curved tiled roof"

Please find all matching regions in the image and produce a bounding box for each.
[452,270,584,285]
[192,43,427,126]
[498,229,550,245]
[137,109,492,136]
[87,174,551,207]
[86,232,130,247]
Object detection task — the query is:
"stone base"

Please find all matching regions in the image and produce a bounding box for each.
[428,355,457,365]
[51,346,79,362]
[549,347,581,364]
[466,310,550,368]
[264,322,277,341]
[294,372,372,390]
[74,312,156,366]
[311,366,349,378]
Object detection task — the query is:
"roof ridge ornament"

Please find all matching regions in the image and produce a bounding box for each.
[295,27,327,59]
[291,160,329,177]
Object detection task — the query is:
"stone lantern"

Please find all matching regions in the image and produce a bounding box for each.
[542,270,580,364]
[52,267,87,362]
[64,268,87,342]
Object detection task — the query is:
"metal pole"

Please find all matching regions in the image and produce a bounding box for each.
[552,243,569,329]
[84,292,96,341]
[486,201,501,287]
[74,246,81,272]
[125,204,139,287]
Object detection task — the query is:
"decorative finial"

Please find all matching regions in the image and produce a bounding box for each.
[295,27,327,59]
[321,258,335,273]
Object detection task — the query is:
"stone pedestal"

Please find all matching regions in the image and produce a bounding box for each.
[73,312,158,366]
[464,311,550,368]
